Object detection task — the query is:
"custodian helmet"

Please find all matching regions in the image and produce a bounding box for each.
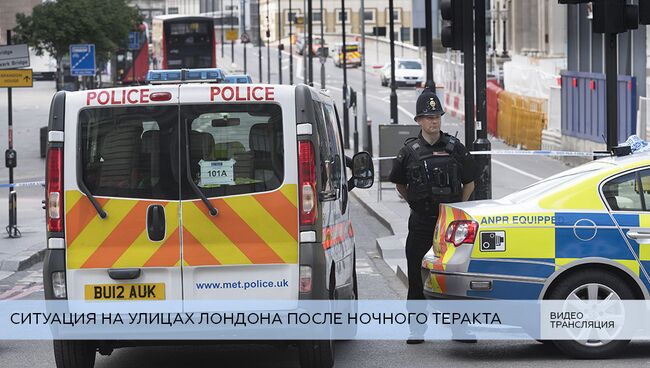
[414,87,445,120]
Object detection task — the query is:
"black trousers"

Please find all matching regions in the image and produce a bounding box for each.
[405,212,437,300]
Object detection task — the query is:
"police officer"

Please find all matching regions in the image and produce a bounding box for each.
[389,87,477,343]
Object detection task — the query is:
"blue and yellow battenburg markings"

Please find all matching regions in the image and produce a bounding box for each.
[465,211,650,299]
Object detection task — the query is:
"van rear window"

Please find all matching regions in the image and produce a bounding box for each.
[78,103,284,200]
[79,105,180,200]
[182,103,284,198]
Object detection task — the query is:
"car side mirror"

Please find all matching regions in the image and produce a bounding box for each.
[348,152,374,190]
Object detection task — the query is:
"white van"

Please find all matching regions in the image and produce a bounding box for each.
[43,69,374,368]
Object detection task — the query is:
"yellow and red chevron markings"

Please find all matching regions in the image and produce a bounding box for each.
[65,185,298,270]
[182,185,298,266]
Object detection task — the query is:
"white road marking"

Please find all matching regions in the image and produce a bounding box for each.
[492,159,543,181]
[355,259,377,275]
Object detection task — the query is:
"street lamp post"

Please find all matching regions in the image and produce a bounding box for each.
[501,1,509,58]
[266,0,271,84]
[360,0,369,153]
[424,0,434,88]
[257,0,263,82]
[341,0,350,147]
[278,1,283,84]
[230,0,235,62]
[307,0,313,85]
[289,0,294,84]
[474,0,492,200]
[388,0,398,124]
[319,0,325,88]
[243,0,247,74]
[221,0,225,58]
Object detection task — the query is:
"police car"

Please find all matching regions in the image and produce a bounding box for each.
[422,150,650,358]
[44,68,374,368]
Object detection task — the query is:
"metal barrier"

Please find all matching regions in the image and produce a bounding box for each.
[487,80,503,136]
[497,91,548,150]
[560,71,637,143]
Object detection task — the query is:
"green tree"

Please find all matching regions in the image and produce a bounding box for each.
[13,0,141,88]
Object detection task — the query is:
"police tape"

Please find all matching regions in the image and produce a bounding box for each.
[372,150,612,161]
[0,181,45,188]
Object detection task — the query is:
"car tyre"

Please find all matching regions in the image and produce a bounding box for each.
[547,270,634,359]
[298,340,334,368]
[299,266,336,368]
[380,77,387,87]
[53,340,96,368]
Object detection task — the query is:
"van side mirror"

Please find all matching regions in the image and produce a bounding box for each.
[348,152,374,190]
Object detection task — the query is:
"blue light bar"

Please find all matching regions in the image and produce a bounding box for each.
[146,68,225,83]
[223,74,253,84]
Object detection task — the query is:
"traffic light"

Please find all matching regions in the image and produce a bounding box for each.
[558,0,639,34]
[592,0,638,34]
[640,0,650,25]
[440,0,463,50]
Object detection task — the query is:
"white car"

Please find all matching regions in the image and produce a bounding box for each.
[379,58,425,87]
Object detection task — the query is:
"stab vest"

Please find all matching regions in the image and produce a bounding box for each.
[404,135,462,216]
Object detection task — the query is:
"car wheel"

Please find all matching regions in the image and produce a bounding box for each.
[381,77,387,87]
[547,270,634,359]
[298,340,334,368]
[53,340,96,368]
[298,266,336,368]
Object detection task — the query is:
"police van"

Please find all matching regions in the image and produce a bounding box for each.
[43,68,374,368]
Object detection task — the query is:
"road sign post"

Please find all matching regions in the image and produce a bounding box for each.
[3,31,30,238]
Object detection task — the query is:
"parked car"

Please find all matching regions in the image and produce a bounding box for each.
[379,58,425,87]
[422,149,650,359]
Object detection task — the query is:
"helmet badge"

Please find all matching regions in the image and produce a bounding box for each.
[429,98,437,110]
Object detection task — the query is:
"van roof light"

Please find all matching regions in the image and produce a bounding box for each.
[146,68,225,84]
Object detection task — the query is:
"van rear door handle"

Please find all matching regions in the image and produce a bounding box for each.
[147,204,166,241]
[108,268,141,280]
[626,231,650,240]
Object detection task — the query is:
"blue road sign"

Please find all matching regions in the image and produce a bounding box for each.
[69,44,96,76]
[128,32,140,50]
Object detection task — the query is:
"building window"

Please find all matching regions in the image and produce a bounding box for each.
[312,10,323,23]
[286,10,301,24]
[168,7,179,14]
[385,8,401,24]
[363,9,377,23]
[336,9,351,24]
[372,27,386,37]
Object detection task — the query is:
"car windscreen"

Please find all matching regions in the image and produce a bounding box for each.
[398,61,422,69]
[182,103,284,198]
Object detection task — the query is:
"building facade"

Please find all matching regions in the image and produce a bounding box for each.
[0,0,42,45]
[259,0,413,43]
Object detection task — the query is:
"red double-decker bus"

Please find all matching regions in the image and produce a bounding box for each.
[152,15,216,70]
[112,24,150,85]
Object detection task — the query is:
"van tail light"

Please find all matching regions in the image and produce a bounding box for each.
[46,147,63,233]
[298,141,317,226]
[444,220,478,247]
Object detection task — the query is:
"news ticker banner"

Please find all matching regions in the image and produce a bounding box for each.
[0,300,646,340]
